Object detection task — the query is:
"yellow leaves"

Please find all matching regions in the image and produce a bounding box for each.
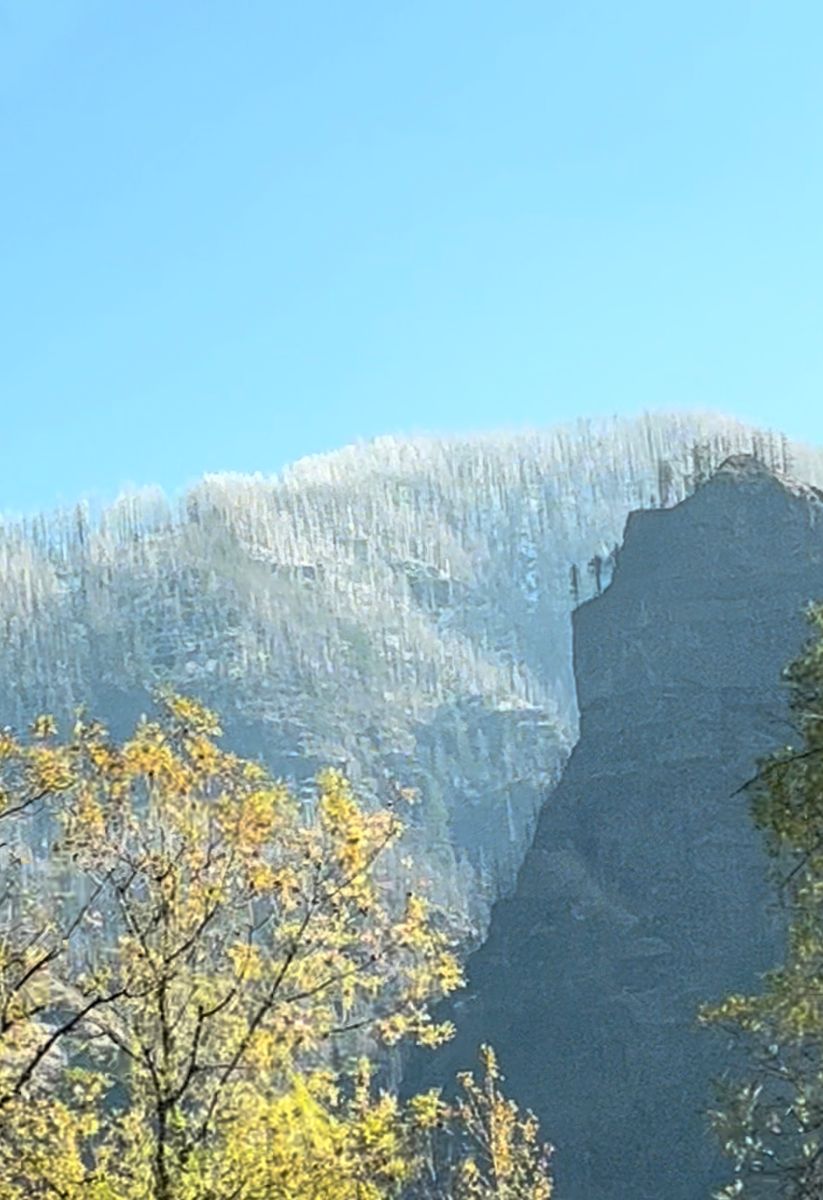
[121,729,178,782]
[415,1019,455,1048]
[351,1054,373,1102]
[243,1026,282,1070]
[479,1042,500,1081]
[699,996,752,1030]
[318,771,402,879]
[458,1156,482,1186]
[84,739,119,776]
[213,782,296,863]
[408,1087,445,1129]
[521,1112,541,1147]
[302,1066,339,1107]
[319,771,368,858]
[699,610,823,1191]
[788,917,821,964]
[488,1097,517,1178]
[391,892,462,987]
[376,1008,454,1049]
[64,1067,108,1108]
[0,995,51,1054]
[0,731,19,762]
[340,970,357,1017]
[434,949,464,994]
[316,767,355,824]
[405,965,438,1005]
[447,1046,554,1200]
[28,713,57,740]
[268,865,303,908]
[0,1092,114,1200]
[185,733,222,775]
[376,1012,410,1046]
[358,1091,401,1151]
[155,690,223,738]
[202,1068,417,1200]
[697,978,823,1043]
[233,787,287,852]
[71,781,106,843]
[226,942,263,981]
[0,691,498,1200]
[246,861,276,892]
[396,892,433,950]
[26,745,75,794]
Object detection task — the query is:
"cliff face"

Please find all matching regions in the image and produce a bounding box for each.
[409,457,823,1200]
[5,416,823,940]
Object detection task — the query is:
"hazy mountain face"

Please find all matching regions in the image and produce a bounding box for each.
[405,456,823,1200]
[1,412,820,934]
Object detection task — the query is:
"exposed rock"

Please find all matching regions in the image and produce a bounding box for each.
[6,416,823,940]
[407,456,823,1200]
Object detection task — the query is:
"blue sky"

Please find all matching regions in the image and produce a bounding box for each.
[2,1,823,514]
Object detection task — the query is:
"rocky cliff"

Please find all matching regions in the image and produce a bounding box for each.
[8,414,819,938]
[407,456,823,1199]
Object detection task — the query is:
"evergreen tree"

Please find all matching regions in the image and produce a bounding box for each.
[657,457,675,508]
[587,554,604,596]
[782,434,794,476]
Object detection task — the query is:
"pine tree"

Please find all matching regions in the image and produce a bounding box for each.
[657,457,675,508]
[587,554,604,596]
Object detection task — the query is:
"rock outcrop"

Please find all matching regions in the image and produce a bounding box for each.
[407,456,823,1199]
[7,416,823,941]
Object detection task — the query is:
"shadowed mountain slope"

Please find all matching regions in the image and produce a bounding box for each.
[405,455,823,1199]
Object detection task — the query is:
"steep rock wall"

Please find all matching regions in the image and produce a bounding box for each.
[6,415,823,939]
[408,457,823,1200]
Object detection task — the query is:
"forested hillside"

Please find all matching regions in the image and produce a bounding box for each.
[2,411,821,937]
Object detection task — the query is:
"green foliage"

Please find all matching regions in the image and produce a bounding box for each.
[699,604,823,1198]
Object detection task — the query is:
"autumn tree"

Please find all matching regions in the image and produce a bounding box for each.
[0,692,553,1200]
[410,1045,553,1200]
[699,603,823,1198]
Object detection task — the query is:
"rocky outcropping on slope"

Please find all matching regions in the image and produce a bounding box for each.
[7,415,813,935]
[407,456,823,1200]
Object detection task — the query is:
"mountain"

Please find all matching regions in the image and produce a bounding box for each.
[404,454,823,1199]
[2,412,823,940]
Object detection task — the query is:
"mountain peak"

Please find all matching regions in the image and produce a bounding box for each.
[713,452,780,478]
[706,453,823,507]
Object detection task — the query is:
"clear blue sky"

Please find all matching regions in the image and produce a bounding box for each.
[2,1,823,514]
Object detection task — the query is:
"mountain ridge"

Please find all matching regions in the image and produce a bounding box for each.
[2,413,823,937]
